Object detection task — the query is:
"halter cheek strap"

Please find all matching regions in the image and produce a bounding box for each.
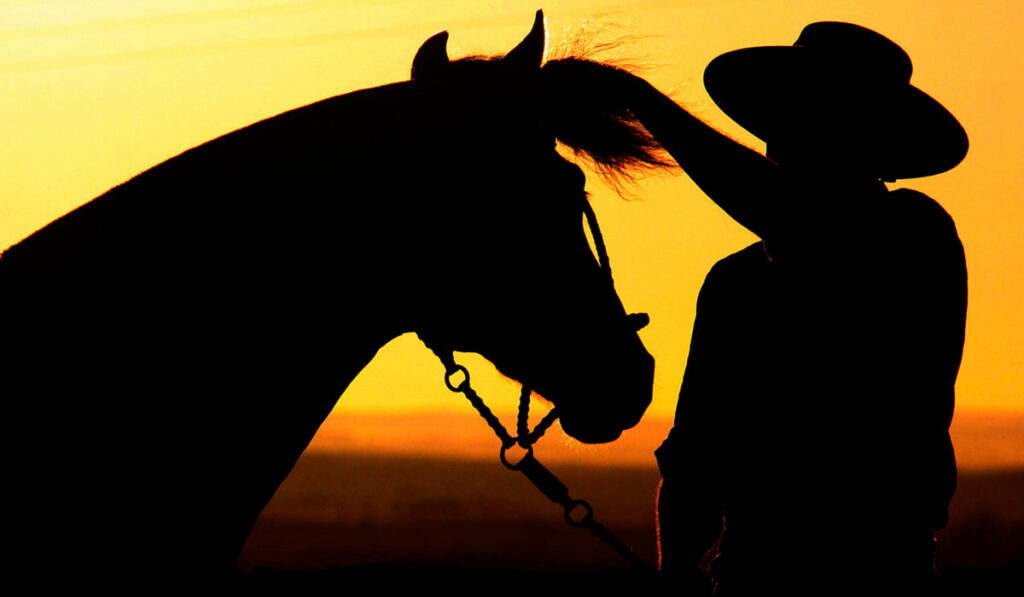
[581,197,612,274]
[583,197,649,331]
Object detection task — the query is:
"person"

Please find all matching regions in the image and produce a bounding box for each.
[622,22,969,594]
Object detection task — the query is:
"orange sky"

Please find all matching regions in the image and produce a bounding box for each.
[2,1,1021,469]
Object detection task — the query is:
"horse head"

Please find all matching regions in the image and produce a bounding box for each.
[405,11,660,443]
[0,11,670,578]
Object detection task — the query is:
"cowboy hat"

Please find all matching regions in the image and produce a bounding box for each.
[703,21,968,179]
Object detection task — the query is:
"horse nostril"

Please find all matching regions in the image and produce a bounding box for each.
[627,312,649,331]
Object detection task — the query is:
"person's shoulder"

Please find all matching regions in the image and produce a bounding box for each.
[887,188,965,255]
[708,242,767,277]
[888,188,957,231]
[698,242,767,300]
[887,188,965,272]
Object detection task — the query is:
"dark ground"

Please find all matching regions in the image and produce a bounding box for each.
[235,453,1023,594]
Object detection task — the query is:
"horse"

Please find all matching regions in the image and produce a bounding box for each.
[2,11,662,582]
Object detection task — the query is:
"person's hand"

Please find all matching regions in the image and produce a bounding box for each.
[540,57,646,109]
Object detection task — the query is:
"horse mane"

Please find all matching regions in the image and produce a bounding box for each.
[449,40,676,188]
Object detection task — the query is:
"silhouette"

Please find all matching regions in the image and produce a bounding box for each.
[1,11,661,583]
[616,22,968,594]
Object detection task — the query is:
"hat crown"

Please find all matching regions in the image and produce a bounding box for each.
[794,22,912,86]
[702,21,968,179]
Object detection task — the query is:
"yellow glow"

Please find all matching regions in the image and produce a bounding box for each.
[2,1,1021,469]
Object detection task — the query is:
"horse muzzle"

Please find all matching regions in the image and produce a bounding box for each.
[556,350,654,444]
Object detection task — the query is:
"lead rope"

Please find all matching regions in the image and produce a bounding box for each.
[425,343,656,574]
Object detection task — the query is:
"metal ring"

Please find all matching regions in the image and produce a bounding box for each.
[564,499,594,527]
[444,365,470,393]
[499,442,533,471]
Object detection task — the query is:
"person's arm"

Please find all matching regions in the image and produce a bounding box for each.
[655,266,732,592]
[885,190,967,530]
[626,77,784,240]
[656,451,720,595]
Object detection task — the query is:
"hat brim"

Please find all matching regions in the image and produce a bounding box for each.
[704,46,968,179]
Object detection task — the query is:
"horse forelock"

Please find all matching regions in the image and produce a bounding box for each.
[537,56,675,188]
[441,47,674,190]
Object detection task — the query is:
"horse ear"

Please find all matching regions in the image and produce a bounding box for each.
[503,10,546,70]
[411,31,450,80]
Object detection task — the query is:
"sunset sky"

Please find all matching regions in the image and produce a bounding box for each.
[2,1,1021,469]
